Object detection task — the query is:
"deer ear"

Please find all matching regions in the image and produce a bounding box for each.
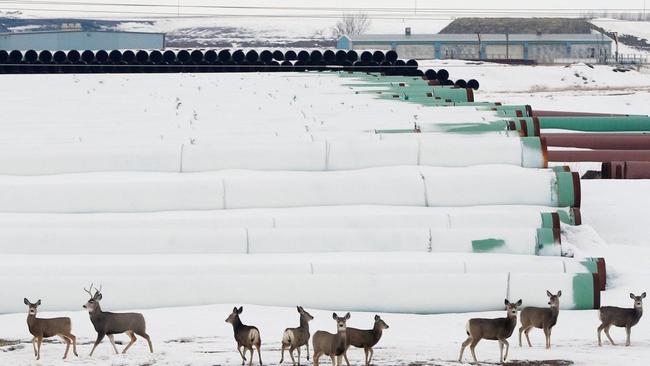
[232,306,238,313]
[516,299,523,306]
[345,312,351,320]
[332,313,337,320]
[36,299,41,306]
[297,306,301,312]
[630,293,636,299]
[96,293,102,301]
[547,290,552,297]
[557,290,562,297]
[642,292,647,299]
[374,315,380,321]
[23,298,29,305]
[504,299,509,306]
[237,306,243,313]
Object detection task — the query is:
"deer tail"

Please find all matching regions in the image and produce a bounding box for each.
[250,328,261,345]
[282,329,293,346]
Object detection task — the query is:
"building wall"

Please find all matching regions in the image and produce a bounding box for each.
[0,31,165,50]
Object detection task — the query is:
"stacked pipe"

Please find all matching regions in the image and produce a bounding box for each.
[0,48,420,76]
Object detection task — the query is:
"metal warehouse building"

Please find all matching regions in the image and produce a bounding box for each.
[0,30,165,50]
[337,33,612,63]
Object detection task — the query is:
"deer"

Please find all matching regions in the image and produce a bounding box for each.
[459,299,522,364]
[24,298,78,360]
[225,306,263,366]
[519,290,562,349]
[280,306,314,366]
[598,292,646,347]
[312,312,350,366]
[343,315,389,366]
[82,284,153,356]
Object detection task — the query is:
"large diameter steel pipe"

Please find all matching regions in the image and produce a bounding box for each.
[602,161,650,179]
[532,110,636,117]
[544,133,650,150]
[549,150,650,162]
[537,116,650,132]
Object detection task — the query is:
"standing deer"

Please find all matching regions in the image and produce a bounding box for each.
[225,306,263,366]
[82,284,153,356]
[280,306,314,366]
[24,298,78,360]
[459,299,522,364]
[344,315,389,366]
[312,312,350,366]
[598,292,646,346]
[519,290,562,349]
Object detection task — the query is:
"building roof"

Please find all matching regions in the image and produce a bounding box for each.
[0,30,165,37]
[342,33,612,43]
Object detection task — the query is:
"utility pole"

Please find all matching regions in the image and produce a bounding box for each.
[476,32,482,60]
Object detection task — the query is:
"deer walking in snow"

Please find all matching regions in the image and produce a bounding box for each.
[312,312,350,366]
[280,306,314,366]
[519,290,562,349]
[83,284,153,356]
[459,299,522,364]
[598,292,645,346]
[24,298,78,360]
[226,306,263,366]
[343,314,389,366]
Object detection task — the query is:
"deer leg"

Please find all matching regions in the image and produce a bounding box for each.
[364,347,370,366]
[107,334,119,354]
[306,343,310,361]
[256,343,263,366]
[59,335,71,359]
[67,333,78,357]
[313,351,320,366]
[344,349,351,366]
[337,355,343,366]
[625,326,631,346]
[89,332,105,357]
[134,330,154,353]
[544,327,551,349]
[369,348,375,364]
[502,338,510,362]
[280,343,286,364]
[597,323,605,346]
[458,336,471,362]
[31,337,37,357]
[604,325,616,346]
[518,326,524,347]
[237,344,246,364]
[469,338,480,364]
[330,355,336,366]
[122,330,137,354]
[524,327,533,347]
[287,345,296,365]
[296,345,301,366]
[247,347,254,366]
[36,336,43,361]
[498,340,504,364]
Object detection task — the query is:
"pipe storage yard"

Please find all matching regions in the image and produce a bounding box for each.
[0,47,649,318]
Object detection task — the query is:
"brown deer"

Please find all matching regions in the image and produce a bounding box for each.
[344,315,389,366]
[312,312,350,366]
[280,306,314,366]
[519,290,562,349]
[82,284,153,356]
[225,306,263,366]
[459,299,522,364]
[598,292,646,346]
[24,298,78,360]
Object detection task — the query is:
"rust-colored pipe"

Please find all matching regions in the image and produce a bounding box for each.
[548,150,650,162]
[532,110,636,117]
[602,161,650,179]
[543,133,650,150]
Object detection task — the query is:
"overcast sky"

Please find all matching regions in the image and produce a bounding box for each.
[2,0,648,19]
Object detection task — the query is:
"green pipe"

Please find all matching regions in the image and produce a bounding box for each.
[538,116,650,132]
[572,273,600,309]
[555,171,580,208]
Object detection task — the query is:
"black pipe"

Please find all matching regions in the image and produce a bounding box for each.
[245,50,259,63]
[136,50,150,64]
[121,50,135,64]
[95,50,109,63]
[108,50,122,63]
[323,50,336,63]
[281,60,293,71]
[0,50,8,63]
[372,51,385,63]
[150,50,163,64]
[163,50,176,63]
[284,50,297,61]
[203,50,217,63]
[346,50,358,62]
[385,50,398,63]
[232,50,245,63]
[272,50,284,61]
[437,69,450,81]
[81,50,95,63]
[190,50,203,63]
[310,50,323,63]
[297,50,310,62]
[24,50,38,63]
[443,79,455,86]
[176,50,191,64]
[455,79,467,88]
[52,50,66,64]
[360,51,373,63]
[294,60,307,72]
[335,50,347,64]
[38,50,53,63]
[467,79,480,90]
[67,50,80,63]
[260,50,273,63]
[9,50,23,63]
[393,59,406,74]
[424,69,437,80]
[218,49,232,63]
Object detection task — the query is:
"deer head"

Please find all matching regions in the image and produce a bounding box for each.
[374,314,390,330]
[547,290,562,307]
[82,283,103,312]
[630,292,646,308]
[504,299,523,317]
[23,298,41,316]
[226,306,243,323]
[332,312,350,332]
[297,306,314,322]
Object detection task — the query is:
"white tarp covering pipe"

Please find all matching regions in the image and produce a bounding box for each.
[0,253,600,313]
[0,166,577,213]
[0,136,545,175]
[0,227,559,256]
[0,205,578,229]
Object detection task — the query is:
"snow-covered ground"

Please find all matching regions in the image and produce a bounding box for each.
[1,63,650,365]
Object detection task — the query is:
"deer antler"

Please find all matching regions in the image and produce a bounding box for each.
[94,284,103,297]
[84,283,94,297]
